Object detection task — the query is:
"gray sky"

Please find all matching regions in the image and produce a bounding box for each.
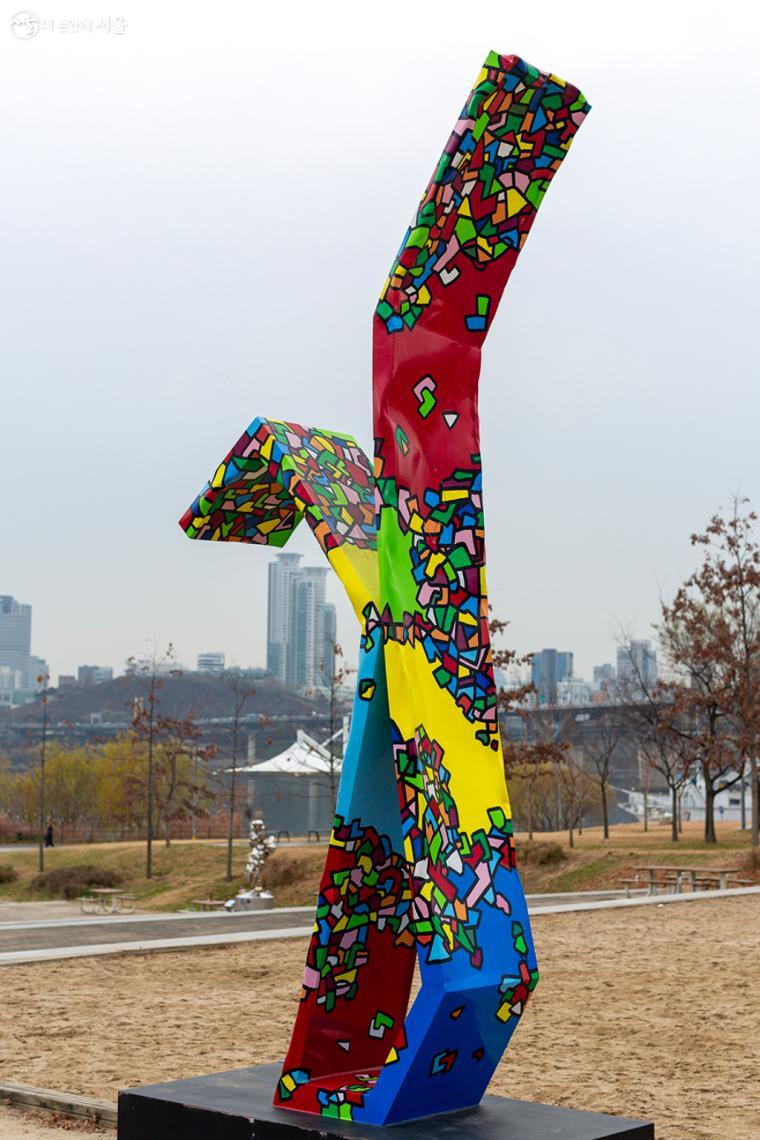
[2,0,758,683]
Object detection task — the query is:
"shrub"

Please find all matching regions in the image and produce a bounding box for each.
[517,840,566,866]
[31,864,124,900]
[0,864,18,884]
[262,852,320,890]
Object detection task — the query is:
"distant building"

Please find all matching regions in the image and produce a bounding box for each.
[0,667,23,707]
[197,652,225,674]
[531,648,573,706]
[557,677,593,707]
[267,554,335,694]
[290,566,329,692]
[617,640,658,694]
[57,674,77,690]
[593,663,616,691]
[0,595,32,688]
[267,553,304,685]
[126,657,180,677]
[77,665,114,685]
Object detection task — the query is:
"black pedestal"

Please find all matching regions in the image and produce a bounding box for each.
[118,1062,654,1139]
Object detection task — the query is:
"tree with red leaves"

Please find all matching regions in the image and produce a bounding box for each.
[658,495,760,845]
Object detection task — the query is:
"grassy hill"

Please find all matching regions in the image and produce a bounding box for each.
[3,671,326,727]
[0,822,755,913]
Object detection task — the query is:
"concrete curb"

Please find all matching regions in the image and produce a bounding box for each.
[0,924,315,966]
[0,904,315,933]
[0,1080,117,1126]
[534,883,760,914]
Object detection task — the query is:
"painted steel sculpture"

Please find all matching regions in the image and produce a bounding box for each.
[181,52,589,1126]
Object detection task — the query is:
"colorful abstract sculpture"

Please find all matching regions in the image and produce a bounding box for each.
[180,52,589,1126]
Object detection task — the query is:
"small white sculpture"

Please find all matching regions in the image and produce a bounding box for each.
[244,818,277,894]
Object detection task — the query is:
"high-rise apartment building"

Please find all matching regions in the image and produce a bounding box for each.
[267,555,336,693]
[196,652,225,674]
[267,553,304,685]
[531,648,574,706]
[289,567,329,691]
[617,640,658,693]
[0,596,32,688]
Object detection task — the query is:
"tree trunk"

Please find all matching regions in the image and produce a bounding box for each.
[568,825,574,848]
[752,755,759,849]
[643,785,649,832]
[670,785,679,842]
[704,779,717,844]
[527,785,534,841]
[226,757,237,882]
[601,783,609,839]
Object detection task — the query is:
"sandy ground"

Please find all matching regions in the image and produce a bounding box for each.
[0,1108,110,1138]
[1,896,758,1140]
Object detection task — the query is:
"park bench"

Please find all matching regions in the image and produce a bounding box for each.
[193,898,227,912]
[307,829,321,843]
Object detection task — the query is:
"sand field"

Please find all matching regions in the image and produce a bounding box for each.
[1,895,758,1139]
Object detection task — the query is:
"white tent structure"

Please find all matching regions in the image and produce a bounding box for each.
[241,728,344,776]
[235,723,349,838]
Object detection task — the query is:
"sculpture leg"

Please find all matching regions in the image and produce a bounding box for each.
[275,636,417,1119]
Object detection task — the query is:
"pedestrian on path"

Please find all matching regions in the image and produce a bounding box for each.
[44,824,54,848]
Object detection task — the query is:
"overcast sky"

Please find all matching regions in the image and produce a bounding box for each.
[2,0,758,683]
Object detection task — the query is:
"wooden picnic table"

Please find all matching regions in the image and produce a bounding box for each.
[80,888,135,915]
[193,898,227,912]
[633,866,738,894]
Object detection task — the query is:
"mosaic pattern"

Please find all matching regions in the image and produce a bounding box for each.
[371,461,499,744]
[302,817,412,1012]
[378,52,589,333]
[181,50,588,1128]
[396,726,517,966]
[180,417,376,556]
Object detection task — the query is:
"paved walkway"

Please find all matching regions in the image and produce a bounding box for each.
[5,887,760,966]
[0,892,625,964]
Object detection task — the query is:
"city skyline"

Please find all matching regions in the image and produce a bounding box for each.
[1,578,662,699]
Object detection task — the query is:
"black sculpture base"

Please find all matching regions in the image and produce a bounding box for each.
[118,1062,654,1139]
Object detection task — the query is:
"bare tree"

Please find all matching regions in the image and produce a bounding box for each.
[129,644,177,878]
[693,495,760,848]
[581,706,626,839]
[556,750,596,848]
[617,636,696,843]
[224,670,255,882]
[503,707,568,839]
[153,713,216,848]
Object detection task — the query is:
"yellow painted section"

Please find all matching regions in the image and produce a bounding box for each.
[382,639,510,836]
[328,545,380,620]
